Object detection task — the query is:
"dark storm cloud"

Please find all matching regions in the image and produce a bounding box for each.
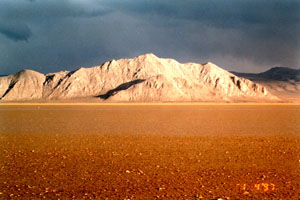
[0,20,32,41]
[0,0,112,74]
[0,0,111,21]
[104,0,300,29]
[0,0,299,75]
[102,0,300,70]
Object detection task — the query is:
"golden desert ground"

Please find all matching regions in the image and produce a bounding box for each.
[1,104,300,199]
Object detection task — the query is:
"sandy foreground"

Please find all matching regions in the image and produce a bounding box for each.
[0,104,300,199]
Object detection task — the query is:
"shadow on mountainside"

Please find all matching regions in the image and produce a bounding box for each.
[97,79,145,100]
[0,80,18,100]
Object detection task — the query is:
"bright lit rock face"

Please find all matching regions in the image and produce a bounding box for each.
[0,53,277,102]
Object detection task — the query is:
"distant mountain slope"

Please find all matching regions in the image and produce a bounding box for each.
[259,67,300,82]
[232,67,300,102]
[233,67,300,82]
[0,54,277,102]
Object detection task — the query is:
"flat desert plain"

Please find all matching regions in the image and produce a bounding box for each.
[1,104,300,199]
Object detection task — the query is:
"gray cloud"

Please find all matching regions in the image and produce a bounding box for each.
[103,0,300,28]
[0,0,299,75]
[102,0,300,71]
[0,20,32,41]
[0,0,111,41]
[0,0,111,21]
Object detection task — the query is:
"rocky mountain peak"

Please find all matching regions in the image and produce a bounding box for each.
[0,54,279,102]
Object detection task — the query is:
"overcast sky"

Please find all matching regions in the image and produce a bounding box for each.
[0,0,299,75]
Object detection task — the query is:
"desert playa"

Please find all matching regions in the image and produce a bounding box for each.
[1,104,300,199]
